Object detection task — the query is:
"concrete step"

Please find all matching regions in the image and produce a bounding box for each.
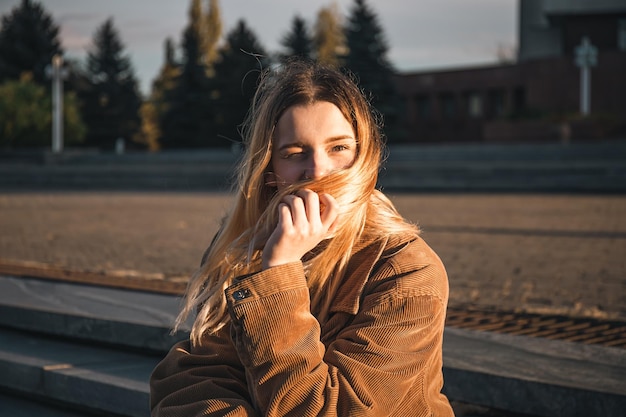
[0,275,182,416]
[0,274,187,352]
[0,326,156,417]
[1,274,625,417]
[0,391,101,417]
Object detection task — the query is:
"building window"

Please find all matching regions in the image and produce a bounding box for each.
[467,92,483,118]
[513,87,526,115]
[619,19,626,51]
[440,93,457,120]
[414,95,432,119]
[488,89,506,118]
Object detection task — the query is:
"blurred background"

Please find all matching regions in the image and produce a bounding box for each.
[0,0,625,329]
[1,0,623,151]
[1,0,625,324]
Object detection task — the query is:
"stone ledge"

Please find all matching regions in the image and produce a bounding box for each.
[443,327,626,417]
[1,274,625,417]
[0,274,187,352]
[0,258,186,295]
[0,305,185,353]
[2,140,625,193]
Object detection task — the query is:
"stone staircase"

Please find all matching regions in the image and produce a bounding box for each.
[0,274,181,416]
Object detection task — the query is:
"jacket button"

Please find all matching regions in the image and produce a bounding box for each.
[233,289,251,300]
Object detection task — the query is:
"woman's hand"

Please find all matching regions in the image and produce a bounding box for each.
[262,189,339,269]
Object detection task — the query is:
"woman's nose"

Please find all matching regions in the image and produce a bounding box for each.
[303,153,331,180]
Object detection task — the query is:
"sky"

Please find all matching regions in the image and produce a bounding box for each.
[0,0,518,96]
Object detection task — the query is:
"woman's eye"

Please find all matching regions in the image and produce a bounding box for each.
[332,144,350,152]
[283,150,305,159]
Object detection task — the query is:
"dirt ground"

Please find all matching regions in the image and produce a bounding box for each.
[1,191,624,321]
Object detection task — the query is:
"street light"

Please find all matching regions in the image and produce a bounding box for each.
[45,54,68,153]
[574,37,598,117]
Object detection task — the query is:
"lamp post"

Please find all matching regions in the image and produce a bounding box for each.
[574,37,598,116]
[45,54,68,153]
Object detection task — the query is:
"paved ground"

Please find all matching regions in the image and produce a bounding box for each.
[1,191,624,321]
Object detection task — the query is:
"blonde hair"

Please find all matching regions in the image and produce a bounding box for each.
[176,60,419,345]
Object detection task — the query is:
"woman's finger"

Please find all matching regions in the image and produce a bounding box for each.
[294,189,321,224]
[318,193,339,232]
[280,194,307,229]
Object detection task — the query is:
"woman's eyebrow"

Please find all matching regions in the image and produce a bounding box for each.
[326,135,356,143]
[276,141,305,151]
[277,135,356,151]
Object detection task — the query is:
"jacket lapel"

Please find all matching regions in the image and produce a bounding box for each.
[329,233,417,315]
[329,238,387,315]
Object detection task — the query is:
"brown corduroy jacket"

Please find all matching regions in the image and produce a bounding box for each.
[150,234,454,417]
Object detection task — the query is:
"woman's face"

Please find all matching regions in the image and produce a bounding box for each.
[270,101,357,191]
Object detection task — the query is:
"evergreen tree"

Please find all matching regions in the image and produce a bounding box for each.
[189,0,203,39]
[80,18,141,149]
[152,38,181,113]
[0,0,63,85]
[164,37,177,67]
[187,0,222,73]
[343,0,403,142]
[203,0,222,71]
[136,37,179,150]
[159,16,214,148]
[313,4,345,67]
[134,99,161,151]
[212,19,267,146]
[280,15,313,62]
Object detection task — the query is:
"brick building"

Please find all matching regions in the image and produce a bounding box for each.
[394,0,626,143]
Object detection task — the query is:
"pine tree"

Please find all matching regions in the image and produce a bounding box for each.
[138,37,179,150]
[152,38,181,111]
[313,4,345,67]
[159,16,214,148]
[80,18,141,149]
[187,0,222,73]
[212,19,267,146]
[164,37,177,67]
[145,39,179,148]
[134,100,161,151]
[0,0,63,85]
[280,15,313,62]
[343,0,403,142]
[203,0,222,71]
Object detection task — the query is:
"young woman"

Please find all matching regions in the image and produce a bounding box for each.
[150,60,454,417]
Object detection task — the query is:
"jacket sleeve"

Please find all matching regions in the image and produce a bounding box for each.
[225,250,450,416]
[149,326,259,416]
